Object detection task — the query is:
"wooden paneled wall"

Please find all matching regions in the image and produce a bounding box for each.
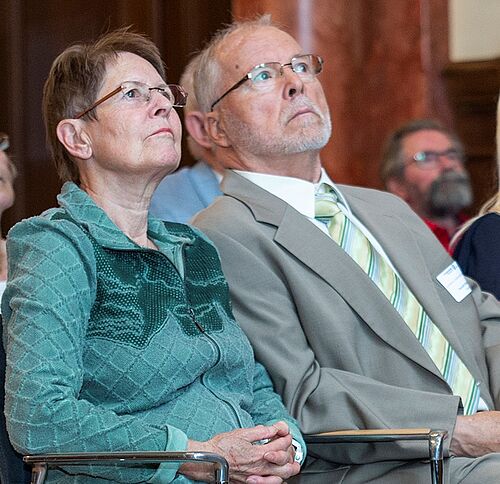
[0,0,231,233]
[1,0,497,232]
[233,0,453,187]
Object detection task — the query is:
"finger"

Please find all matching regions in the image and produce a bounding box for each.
[263,449,293,465]
[260,434,293,453]
[271,421,290,436]
[246,475,283,484]
[238,424,282,443]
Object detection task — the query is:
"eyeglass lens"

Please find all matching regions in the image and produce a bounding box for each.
[250,55,322,85]
[413,149,462,167]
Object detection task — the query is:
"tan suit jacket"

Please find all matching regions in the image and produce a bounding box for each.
[192,171,500,465]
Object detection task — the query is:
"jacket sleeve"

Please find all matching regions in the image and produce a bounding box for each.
[249,360,306,464]
[2,217,187,483]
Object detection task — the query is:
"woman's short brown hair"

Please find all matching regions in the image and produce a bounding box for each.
[43,28,165,184]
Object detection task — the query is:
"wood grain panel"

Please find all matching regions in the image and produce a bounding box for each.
[0,0,230,232]
[232,0,452,189]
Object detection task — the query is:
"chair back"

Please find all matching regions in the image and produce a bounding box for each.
[0,315,31,483]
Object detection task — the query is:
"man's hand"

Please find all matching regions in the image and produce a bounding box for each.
[451,411,500,457]
[179,421,300,483]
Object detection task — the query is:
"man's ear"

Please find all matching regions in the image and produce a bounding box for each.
[56,119,92,160]
[204,111,231,148]
[386,177,409,201]
[185,111,212,150]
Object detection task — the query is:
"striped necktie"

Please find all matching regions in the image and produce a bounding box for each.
[315,183,480,415]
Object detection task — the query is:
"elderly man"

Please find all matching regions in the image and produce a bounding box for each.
[150,53,223,222]
[380,119,472,253]
[191,16,500,482]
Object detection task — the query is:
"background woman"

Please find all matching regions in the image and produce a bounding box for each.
[0,133,16,296]
[453,93,500,300]
[2,30,303,483]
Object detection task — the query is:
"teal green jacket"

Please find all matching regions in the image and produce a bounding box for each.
[2,182,304,483]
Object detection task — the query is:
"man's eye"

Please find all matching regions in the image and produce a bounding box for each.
[253,70,274,83]
[293,62,309,74]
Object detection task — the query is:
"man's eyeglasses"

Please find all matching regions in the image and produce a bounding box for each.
[75,81,188,119]
[210,54,323,111]
[0,133,9,152]
[409,148,464,169]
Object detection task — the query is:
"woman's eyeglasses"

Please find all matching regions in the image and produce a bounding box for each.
[75,81,188,119]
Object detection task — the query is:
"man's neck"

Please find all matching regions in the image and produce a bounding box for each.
[223,149,322,183]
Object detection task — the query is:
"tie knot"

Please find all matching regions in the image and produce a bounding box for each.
[315,184,341,218]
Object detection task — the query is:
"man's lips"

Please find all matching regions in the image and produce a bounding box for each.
[288,108,316,122]
[150,127,173,137]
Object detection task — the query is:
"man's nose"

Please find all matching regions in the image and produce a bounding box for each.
[282,66,305,99]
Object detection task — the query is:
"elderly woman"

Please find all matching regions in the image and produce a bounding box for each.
[2,30,303,483]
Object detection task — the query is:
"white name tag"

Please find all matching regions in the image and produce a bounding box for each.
[436,261,471,302]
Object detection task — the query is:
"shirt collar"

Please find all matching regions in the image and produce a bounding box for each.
[234,168,350,218]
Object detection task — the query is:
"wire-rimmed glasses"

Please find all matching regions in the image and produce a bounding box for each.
[75,81,188,119]
[210,54,324,111]
[409,149,464,169]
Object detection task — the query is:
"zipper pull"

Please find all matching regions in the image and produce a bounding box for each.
[188,307,204,333]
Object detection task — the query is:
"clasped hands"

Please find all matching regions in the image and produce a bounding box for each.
[180,420,300,483]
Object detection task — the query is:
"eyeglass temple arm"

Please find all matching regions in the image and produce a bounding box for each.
[74,86,122,119]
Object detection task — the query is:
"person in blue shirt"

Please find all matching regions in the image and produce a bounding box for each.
[150,53,223,222]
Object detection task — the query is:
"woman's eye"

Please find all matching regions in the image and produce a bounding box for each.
[123,88,141,100]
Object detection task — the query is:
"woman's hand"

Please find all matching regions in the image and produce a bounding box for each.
[179,421,300,483]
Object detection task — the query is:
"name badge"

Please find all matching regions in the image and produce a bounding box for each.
[436,261,471,302]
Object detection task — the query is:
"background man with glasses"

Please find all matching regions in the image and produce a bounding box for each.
[380,119,472,253]
[192,15,500,482]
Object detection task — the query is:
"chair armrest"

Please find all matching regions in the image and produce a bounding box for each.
[23,451,229,484]
[305,428,448,484]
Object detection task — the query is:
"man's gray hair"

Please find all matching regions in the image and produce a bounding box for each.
[194,14,279,113]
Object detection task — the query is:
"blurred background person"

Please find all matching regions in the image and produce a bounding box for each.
[2,30,303,483]
[0,133,16,293]
[381,119,473,253]
[150,52,224,222]
[452,94,500,300]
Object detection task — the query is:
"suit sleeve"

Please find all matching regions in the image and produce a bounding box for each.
[194,218,461,464]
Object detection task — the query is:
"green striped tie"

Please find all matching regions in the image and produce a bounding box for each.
[315,183,480,415]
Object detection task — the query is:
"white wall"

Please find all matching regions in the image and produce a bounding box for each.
[449,0,500,61]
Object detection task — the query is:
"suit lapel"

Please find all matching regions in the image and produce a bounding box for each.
[222,172,484,384]
[275,206,445,378]
[343,189,483,380]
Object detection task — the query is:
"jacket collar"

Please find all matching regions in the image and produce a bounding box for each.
[56,182,194,250]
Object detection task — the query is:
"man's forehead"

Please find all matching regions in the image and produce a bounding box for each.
[218,26,303,73]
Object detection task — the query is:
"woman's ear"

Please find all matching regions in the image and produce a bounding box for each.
[204,111,231,148]
[56,119,92,160]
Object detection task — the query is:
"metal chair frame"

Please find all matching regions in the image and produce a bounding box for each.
[23,451,229,484]
[305,428,447,484]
